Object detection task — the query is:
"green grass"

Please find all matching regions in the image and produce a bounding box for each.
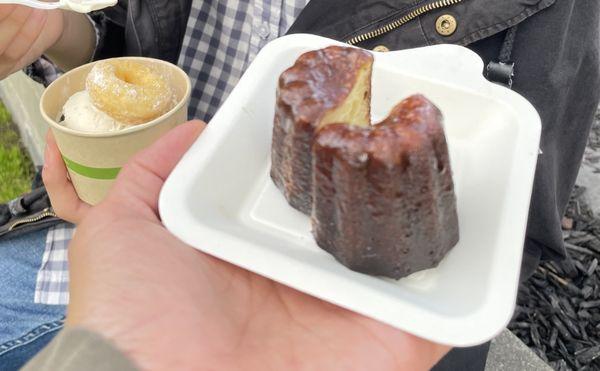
[0,100,34,203]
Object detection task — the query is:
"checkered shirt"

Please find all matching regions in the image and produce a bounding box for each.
[34,224,75,305]
[181,0,309,122]
[36,0,309,305]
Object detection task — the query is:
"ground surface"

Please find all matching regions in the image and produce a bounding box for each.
[0,99,34,203]
[486,329,552,371]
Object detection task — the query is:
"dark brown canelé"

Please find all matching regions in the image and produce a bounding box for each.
[271,46,373,214]
[313,95,459,279]
[271,46,459,279]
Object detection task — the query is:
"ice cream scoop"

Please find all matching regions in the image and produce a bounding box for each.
[61,91,127,133]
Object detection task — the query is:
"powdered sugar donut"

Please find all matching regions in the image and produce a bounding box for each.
[86,60,174,125]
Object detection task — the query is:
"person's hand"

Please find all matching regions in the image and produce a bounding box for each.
[46,120,449,370]
[0,4,95,80]
[0,4,63,79]
[43,129,90,223]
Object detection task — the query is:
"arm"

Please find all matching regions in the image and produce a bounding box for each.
[44,11,96,71]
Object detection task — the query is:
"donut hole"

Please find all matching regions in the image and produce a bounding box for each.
[114,68,139,86]
[114,69,132,84]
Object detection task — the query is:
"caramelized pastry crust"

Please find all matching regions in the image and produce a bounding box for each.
[271,47,459,279]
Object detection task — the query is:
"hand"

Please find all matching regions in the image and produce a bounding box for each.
[49,120,450,370]
[0,4,63,79]
[0,4,96,80]
[43,129,90,223]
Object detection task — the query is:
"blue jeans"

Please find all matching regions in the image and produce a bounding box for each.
[0,228,66,370]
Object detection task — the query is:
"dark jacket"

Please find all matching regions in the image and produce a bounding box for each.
[93,0,557,63]
[92,0,600,270]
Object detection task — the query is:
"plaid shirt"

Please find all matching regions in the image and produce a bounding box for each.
[181,0,308,122]
[35,225,73,305]
[36,0,310,305]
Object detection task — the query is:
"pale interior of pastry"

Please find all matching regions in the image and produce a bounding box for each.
[318,62,372,128]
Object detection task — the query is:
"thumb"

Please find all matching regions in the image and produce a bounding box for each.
[105,120,206,221]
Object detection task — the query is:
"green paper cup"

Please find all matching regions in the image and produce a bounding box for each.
[40,57,192,205]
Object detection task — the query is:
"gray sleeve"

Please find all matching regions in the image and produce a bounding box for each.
[22,327,138,371]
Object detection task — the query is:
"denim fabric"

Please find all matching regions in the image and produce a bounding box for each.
[0,229,66,370]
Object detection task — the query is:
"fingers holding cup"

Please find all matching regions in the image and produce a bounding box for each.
[43,130,90,224]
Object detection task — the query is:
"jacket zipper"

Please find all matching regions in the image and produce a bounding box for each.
[346,0,464,45]
[8,208,57,231]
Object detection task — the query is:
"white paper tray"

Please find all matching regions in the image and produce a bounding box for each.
[160,34,541,346]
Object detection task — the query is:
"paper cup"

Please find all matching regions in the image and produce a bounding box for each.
[40,57,191,205]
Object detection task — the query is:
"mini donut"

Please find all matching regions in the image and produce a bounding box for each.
[86,60,175,125]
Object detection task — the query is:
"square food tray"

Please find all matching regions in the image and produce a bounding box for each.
[159,34,541,346]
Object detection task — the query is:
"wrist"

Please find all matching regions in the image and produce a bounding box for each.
[47,9,68,52]
[45,11,95,71]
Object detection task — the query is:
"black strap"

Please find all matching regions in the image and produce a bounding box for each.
[486,25,518,89]
[499,26,518,63]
